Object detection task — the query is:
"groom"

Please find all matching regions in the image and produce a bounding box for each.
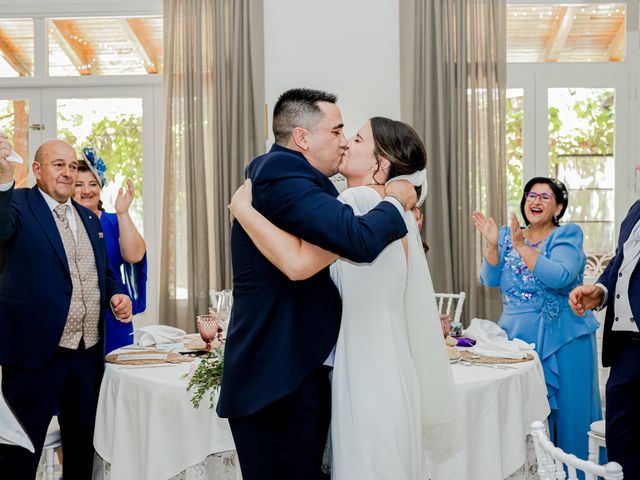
[217,88,416,479]
[569,198,640,476]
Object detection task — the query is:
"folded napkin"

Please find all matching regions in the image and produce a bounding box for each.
[463,318,534,359]
[134,325,187,347]
[0,367,34,452]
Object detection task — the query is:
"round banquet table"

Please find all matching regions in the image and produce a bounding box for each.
[427,353,551,480]
[93,351,549,480]
[93,361,239,480]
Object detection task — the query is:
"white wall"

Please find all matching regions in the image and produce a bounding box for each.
[264,0,401,141]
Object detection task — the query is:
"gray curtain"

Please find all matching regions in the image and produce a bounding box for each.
[400,0,506,323]
[160,0,265,330]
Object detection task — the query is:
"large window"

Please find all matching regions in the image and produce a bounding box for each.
[506,1,638,276]
[0,18,34,77]
[48,17,162,77]
[548,88,615,255]
[507,3,626,62]
[0,8,162,325]
[506,88,524,217]
[57,97,145,233]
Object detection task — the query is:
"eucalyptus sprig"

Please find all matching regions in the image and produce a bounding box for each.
[184,345,224,409]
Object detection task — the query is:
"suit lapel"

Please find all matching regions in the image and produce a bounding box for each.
[27,187,69,273]
[609,206,640,296]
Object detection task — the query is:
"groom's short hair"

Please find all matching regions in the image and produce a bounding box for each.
[272,88,338,145]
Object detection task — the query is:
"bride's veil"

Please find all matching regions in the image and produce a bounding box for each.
[397,174,460,463]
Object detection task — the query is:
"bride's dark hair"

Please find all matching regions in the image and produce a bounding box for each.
[370,117,427,198]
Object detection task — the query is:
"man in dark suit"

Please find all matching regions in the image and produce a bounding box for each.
[0,136,132,479]
[570,200,640,476]
[217,88,416,480]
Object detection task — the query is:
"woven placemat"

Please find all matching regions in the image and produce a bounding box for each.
[105,350,193,365]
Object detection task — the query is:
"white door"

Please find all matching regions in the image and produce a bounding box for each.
[508,65,631,274]
[0,89,43,186]
[0,86,159,327]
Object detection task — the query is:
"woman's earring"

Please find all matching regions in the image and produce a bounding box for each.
[553,214,559,224]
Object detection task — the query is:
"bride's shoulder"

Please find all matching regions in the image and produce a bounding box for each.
[338,186,384,213]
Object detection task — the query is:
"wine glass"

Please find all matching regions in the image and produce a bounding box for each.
[196,314,218,351]
[210,290,222,313]
[218,290,233,331]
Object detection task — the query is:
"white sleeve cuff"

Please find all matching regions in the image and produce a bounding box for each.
[0,180,14,192]
[383,197,404,215]
[594,283,608,310]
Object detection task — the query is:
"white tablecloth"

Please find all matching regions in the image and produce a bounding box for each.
[427,353,550,480]
[94,362,236,480]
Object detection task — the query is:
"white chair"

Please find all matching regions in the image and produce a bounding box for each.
[530,420,623,480]
[434,292,466,324]
[42,417,61,480]
[587,419,606,464]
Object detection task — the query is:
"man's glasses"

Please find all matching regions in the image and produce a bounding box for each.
[525,192,554,202]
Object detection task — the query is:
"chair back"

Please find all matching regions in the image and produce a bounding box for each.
[434,292,466,324]
[530,421,623,480]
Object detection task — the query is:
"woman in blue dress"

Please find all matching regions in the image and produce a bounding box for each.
[73,147,147,353]
[473,177,601,462]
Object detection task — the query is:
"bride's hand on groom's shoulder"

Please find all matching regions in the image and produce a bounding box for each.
[229,178,253,223]
[385,180,418,211]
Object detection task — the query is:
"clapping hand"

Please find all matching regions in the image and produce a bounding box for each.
[509,213,526,251]
[0,133,15,183]
[115,179,135,215]
[472,211,499,246]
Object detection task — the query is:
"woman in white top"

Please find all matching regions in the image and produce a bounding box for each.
[229,117,455,479]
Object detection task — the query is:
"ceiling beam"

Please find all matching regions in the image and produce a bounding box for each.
[118,19,158,74]
[604,19,625,61]
[49,19,93,75]
[541,6,576,62]
[0,29,31,76]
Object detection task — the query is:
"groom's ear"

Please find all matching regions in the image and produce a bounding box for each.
[291,127,310,151]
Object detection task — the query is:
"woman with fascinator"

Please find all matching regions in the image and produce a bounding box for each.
[228,117,456,479]
[472,177,601,464]
[73,147,147,353]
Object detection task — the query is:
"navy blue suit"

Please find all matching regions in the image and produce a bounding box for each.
[217,144,407,479]
[0,185,122,479]
[597,199,640,476]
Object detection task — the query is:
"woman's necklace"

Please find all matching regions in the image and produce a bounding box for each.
[525,226,555,249]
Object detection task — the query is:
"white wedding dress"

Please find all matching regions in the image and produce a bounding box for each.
[329,186,455,480]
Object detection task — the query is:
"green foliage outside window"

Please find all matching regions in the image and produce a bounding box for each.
[58,111,144,227]
[506,88,615,254]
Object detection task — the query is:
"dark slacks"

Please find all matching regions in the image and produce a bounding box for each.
[0,342,103,480]
[605,338,640,478]
[228,366,331,480]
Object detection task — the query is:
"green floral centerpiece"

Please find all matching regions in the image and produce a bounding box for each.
[184,345,225,409]
[185,307,227,409]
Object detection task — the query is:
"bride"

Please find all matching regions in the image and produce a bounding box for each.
[229,117,456,479]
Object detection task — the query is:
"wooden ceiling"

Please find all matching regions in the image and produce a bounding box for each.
[0,16,162,77]
[508,4,626,62]
[0,19,33,76]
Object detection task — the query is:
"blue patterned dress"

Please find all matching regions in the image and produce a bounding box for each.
[481,223,601,461]
[101,212,147,354]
